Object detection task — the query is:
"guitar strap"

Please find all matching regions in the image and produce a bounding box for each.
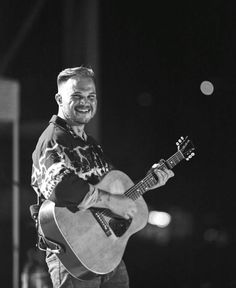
[29,193,62,254]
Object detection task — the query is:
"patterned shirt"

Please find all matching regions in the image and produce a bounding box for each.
[31,115,111,207]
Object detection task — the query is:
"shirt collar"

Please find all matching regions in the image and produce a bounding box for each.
[49,115,87,140]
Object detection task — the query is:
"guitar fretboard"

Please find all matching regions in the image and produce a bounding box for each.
[124,150,185,201]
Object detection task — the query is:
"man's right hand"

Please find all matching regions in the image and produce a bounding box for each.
[93,190,137,220]
[108,194,137,220]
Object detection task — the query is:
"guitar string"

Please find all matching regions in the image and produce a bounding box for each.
[126,150,185,200]
[97,150,185,218]
[125,152,178,200]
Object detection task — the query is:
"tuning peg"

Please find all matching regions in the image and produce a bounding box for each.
[176,139,181,145]
[178,136,185,143]
[185,152,195,161]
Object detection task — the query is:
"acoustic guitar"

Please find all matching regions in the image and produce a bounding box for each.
[38,136,195,280]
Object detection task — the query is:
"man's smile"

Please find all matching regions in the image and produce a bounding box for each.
[75,107,91,114]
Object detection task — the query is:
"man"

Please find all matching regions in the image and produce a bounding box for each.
[31,66,174,288]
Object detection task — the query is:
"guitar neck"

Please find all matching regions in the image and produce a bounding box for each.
[124,150,185,201]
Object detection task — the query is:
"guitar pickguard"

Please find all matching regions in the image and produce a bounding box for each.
[109,217,132,237]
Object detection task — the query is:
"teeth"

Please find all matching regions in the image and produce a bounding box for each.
[76,108,90,112]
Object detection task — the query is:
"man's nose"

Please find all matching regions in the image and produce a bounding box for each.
[79,96,87,105]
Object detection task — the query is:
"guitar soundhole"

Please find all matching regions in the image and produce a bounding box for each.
[109,218,132,237]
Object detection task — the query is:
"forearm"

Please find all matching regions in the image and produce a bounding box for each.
[78,187,112,210]
[89,188,137,220]
[92,189,111,208]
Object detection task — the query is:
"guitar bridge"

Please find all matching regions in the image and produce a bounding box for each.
[90,208,112,237]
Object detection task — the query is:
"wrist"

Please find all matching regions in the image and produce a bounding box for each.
[96,189,112,208]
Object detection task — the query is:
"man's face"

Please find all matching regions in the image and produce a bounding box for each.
[57,76,97,126]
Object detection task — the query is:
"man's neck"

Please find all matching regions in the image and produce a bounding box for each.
[71,125,85,137]
[57,112,86,138]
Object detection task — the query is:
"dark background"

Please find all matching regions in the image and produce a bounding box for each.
[0,0,235,287]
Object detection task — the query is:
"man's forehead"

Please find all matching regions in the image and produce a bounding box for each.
[59,77,96,92]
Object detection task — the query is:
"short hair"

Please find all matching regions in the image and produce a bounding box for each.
[57,66,95,89]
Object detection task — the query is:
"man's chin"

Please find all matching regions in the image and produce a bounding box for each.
[73,117,92,125]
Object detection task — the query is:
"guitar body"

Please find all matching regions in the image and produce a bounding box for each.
[39,170,149,280]
[38,137,195,281]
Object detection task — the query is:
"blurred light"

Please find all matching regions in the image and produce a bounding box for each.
[148,211,171,228]
[200,80,214,95]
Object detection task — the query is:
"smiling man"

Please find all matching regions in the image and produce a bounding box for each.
[31,66,174,288]
[56,71,97,129]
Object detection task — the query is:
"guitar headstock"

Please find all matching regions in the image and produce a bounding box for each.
[176,136,195,161]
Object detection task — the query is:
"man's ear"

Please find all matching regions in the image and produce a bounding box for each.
[55,93,62,105]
